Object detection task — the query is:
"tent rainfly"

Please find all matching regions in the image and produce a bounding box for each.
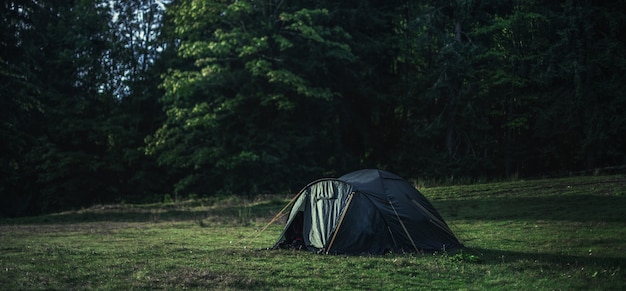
[271,169,462,254]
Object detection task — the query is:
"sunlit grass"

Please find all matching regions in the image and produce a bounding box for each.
[1,175,624,289]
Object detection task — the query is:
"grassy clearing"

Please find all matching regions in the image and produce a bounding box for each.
[1,175,625,290]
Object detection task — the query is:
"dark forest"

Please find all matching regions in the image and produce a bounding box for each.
[2,0,625,216]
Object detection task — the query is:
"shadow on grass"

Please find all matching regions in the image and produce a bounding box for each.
[0,199,288,225]
[434,194,626,222]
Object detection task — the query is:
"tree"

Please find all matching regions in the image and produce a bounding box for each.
[147,0,356,195]
[106,0,171,200]
[470,1,548,176]
[0,0,45,215]
[1,0,126,215]
[391,0,498,177]
[533,0,626,173]
[27,0,123,212]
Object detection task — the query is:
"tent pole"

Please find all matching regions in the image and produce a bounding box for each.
[325,192,355,254]
[410,199,456,238]
[389,200,421,253]
[387,226,398,249]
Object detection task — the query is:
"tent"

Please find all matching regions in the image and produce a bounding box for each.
[271,169,462,254]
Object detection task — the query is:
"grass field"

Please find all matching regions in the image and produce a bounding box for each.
[1,175,625,290]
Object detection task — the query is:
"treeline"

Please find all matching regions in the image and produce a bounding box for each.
[2,0,625,216]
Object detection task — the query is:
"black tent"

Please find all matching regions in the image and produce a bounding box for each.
[272,169,462,254]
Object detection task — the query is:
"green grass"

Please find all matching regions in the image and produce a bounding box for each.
[1,175,625,290]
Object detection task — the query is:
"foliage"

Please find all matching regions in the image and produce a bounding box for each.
[146,0,358,195]
[1,0,123,215]
[2,0,626,215]
[0,175,624,289]
[0,0,169,216]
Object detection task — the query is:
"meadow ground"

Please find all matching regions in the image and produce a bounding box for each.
[1,175,624,290]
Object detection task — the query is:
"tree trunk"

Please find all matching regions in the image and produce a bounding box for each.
[445,18,463,157]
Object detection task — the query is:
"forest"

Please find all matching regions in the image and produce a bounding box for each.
[2,0,625,216]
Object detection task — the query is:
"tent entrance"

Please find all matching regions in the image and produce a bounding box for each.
[272,179,354,251]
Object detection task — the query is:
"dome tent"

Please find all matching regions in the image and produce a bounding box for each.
[272,169,462,254]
